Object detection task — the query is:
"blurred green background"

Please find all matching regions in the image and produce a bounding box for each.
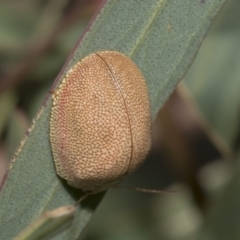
[0,0,240,239]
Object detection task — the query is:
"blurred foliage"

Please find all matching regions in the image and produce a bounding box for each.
[184,0,240,149]
[0,0,240,240]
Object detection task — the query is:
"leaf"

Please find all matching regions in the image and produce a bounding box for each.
[13,205,76,240]
[0,0,227,239]
[196,154,240,240]
[184,0,240,149]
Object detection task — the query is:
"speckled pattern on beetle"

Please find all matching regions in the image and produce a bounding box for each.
[50,51,151,193]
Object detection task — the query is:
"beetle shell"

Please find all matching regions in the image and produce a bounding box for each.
[50,51,151,193]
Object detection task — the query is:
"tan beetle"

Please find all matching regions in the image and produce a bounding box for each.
[50,51,151,193]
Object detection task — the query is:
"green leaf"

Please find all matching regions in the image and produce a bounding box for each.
[196,155,240,240]
[184,0,240,149]
[13,205,76,240]
[0,0,226,239]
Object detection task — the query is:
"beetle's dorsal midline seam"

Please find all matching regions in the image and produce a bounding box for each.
[96,53,133,175]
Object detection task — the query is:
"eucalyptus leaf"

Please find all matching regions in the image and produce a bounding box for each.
[0,0,226,239]
[184,0,240,149]
[196,155,240,240]
[13,205,76,240]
